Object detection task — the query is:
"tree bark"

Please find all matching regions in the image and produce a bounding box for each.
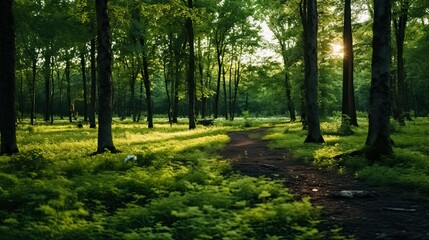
[186,0,196,129]
[222,66,228,120]
[140,37,154,128]
[301,0,324,143]
[95,0,117,153]
[89,37,97,128]
[393,0,409,126]
[214,31,224,119]
[30,57,36,125]
[364,0,393,160]
[231,60,241,121]
[44,51,51,122]
[81,50,88,122]
[284,68,296,122]
[341,0,358,130]
[66,57,72,123]
[0,0,19,154]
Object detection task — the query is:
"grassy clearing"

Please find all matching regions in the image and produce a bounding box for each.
[0,118,349,240]
[265,117,429,199]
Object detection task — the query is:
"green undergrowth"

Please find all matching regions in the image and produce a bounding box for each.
[0,119,349,239]
[265,117,429,200]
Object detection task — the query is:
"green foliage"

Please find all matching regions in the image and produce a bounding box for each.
[0,121,340,239]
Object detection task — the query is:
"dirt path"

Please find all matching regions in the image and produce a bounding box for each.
[221,127,429,240]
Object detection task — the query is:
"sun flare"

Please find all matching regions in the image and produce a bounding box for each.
[331,43,344,58]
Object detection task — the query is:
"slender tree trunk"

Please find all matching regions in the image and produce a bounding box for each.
[19,70,24,121]
[163,62,173,125]
[50,66,54,124]
[81,50,88,122]
[364,0,393,160]
[222,66,228,120]
[44,52,51,122]
[302,0,324,143]
[198,40,206,119]
[205,36,213,117]
[89,37,97,128]
[228,59,233,120]
[281,45,296,122]
[130,63,137,122]
[173,56,180,123]
[214,36,223,119]
[140,37,154,128]
[0,0,18,154]
[66,58,72,123]
[231,59,241,121]
[30,57,36,125]
[95,0,117,153]
[341,0,358,133]
[284,69,296,122]
[137,71,143,122]
[186,0,196,129]
[394,1,409,126]
[58,68,64,120]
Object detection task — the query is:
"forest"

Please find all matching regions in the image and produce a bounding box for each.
[1,0,429,239]
[2,0,428,126]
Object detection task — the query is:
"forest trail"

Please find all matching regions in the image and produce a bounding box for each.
[221,127,429,240]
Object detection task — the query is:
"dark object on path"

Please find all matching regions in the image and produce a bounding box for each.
[196,119,214,126]
[333,190,375,198]
[77,123,83,128]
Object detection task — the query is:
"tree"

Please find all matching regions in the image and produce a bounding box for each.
[393,0,410,125]
[0,0,19,155]
[364,0,393,160]
[95,0,117,153]
[301,0,324,143]
[266,1,299,122]
[186,0,196,129]
[340,0,358,134]
[89,37,97,128]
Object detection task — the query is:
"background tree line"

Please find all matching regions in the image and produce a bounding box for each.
[7,0,429,124]
[1,0,429,156]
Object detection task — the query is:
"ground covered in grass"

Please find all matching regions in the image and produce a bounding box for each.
[2,117,428,239]
[224,127,429,240]
[0,119,347,240]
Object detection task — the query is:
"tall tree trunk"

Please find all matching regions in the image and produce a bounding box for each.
[394,0,409,126]
[30,57,36,125]
[44,51,51,122]
[301,0,324,143]
[0,0,18,154]
[214,35,223,119]
[19,70,23,121]
[222,66,228,120]
[140,37,154,128]
[284,69,296,122]
[281,43,296,122]
[81,50,88,122]
[58,68,64,120]
[173,55,180,123]
[89,37,97,128]
[364,0,393,160]
[341,0,358,132]
[163,61,173,125]
[50,66,54,124]
[66,58,72,123]
[228,58,233,120]
[231,59,241,121]
[130,62,137,122]
[95,0,117,153]
[186,0,196,129]
[198,39,206,119]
